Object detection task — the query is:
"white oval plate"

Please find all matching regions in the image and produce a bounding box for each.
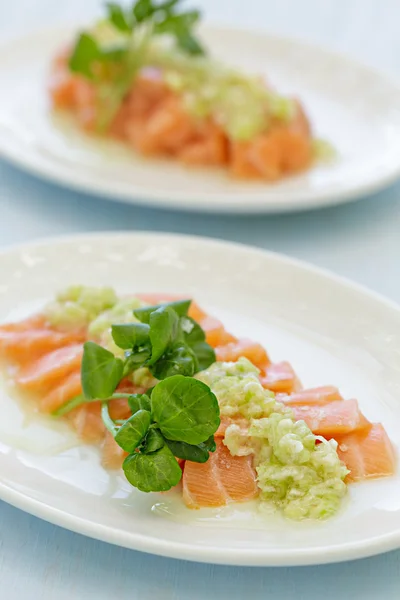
[0,231,400,566]
[1,25,400,213]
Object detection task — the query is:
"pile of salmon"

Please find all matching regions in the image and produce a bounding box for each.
[49,52,314,180]
[0,295,396,509]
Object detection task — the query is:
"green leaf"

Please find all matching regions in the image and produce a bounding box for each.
[148,306,180,364]
[69,33,101,78]
[154,10,201,34]
[151,375,220,444]
[163,439,209,463]
[81,342,124,400]
[123,347,152,374]
[141,428,165,453]
[128,393,151,413]
[123,445,182,492]
[176,31,204,55]
[133,0,154,21]
[133,299,191,324]
[202,434,217,453]
[111,322,150,350]
[149,342,197,380]
[115,409,151,452]
[179,316,215,370]
[189,341,216,371]
[106,2,132,31]
[157,0,180,11]
[180,316,205,344]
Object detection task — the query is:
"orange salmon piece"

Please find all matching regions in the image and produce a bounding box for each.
[248,133,283,180]
[131,96,195,155]
[49,72,78,109]
[336,424,396,483]
[188,301,208,323]
[0,328,85,364]
[292,399,370,437]
[39,369,82,413]
[0,314,47,333]
[230,140,262,178]
[67,402,105,444]
[278,129,312,173]
[260,361,300,393]
[101,430,128,470]
[16,344,83,392]
[108,398,132,421]
[182,439,258,508]
[179,121,229,166]
[277,386,343,406]
[215,339,269,370]
[200,316,237,348]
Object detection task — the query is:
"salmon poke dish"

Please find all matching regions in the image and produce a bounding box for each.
[49,0,325,182]
[0,286,396,522]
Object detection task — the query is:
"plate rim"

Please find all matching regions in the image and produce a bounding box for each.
[0,229,400,566]
[1,24,400,214]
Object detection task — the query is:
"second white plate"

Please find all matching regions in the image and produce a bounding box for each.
[1,25,400,213]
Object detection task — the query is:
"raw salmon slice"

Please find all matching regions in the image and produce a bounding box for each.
[39,369,82,413]
[188,301,208,323]
[115,378,147,396]
[66,402,105,444]
[292,399,370,437]
[182,439,258,508]
[336,424,396,483]
[0,328,85,364]
[101,430,128,470]
[277,386,343,406]
[16,344,83,392]
[260,361,301,394]
[215,338,269,370]
[0,315,46,333]
[108,398,132,421]
[201,316,237,348]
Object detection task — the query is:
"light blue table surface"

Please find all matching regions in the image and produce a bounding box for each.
[2,1,400,598]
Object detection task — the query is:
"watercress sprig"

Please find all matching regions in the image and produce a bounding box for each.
[100,376,220,492]
[52,298,219,493]
[68,0,204,129]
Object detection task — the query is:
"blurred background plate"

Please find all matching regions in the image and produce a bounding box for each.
[0,24,400,213]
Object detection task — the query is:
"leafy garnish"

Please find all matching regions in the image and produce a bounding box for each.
[119,298,215,378]
[68,0,204,129]
[69,33,103,79]
[164,438,209,463]
[106,2,133,32]
[123,444,182,492]
[149,342,197,379]
[54,295,220,494]
[148,306,180,364]
[128,393,152,413]
[141,427,165,453]
[133,299,191,323]
[151,375,220,444]
[111,322,150,349]
[115,409,152,452]
[81,341,124,400]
